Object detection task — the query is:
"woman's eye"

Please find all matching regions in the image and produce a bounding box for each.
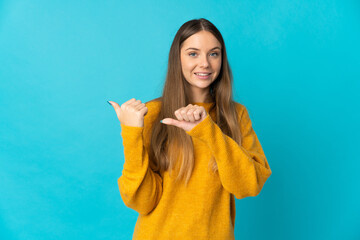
[189,52,219,57]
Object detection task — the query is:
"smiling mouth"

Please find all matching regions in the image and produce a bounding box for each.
[194,73,212,79]
[194,73,212,76]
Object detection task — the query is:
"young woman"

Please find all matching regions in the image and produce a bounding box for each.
[108,18,272,240]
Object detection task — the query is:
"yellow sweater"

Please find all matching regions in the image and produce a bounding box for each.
[118,100,272,240]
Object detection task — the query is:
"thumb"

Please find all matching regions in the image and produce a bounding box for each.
[107,101,122,115]
[161,118,182,127]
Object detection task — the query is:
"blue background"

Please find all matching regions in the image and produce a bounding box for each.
[1,0,359,239]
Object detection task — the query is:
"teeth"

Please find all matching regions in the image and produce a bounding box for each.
[195,73,210,76]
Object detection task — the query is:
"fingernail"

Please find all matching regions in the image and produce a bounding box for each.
[107,101,112,106]
[160,120,163,123]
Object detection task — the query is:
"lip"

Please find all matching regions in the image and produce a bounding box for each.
[194,72,212,79]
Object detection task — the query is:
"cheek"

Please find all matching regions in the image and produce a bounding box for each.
[215,59,222,71]
[183,62,194,73]
[181,56,190,71]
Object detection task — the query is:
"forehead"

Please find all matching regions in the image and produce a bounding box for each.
[181,31,221,50]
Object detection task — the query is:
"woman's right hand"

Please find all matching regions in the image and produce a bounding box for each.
[108,98,148,127]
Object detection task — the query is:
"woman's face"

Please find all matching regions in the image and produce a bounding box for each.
[180,31,222,99]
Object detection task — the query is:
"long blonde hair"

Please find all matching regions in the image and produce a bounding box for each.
[149,18,242,186]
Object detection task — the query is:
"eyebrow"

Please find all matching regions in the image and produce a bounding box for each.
[185,47,221,51]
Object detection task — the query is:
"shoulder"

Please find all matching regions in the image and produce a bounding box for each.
[145,97,162,111]
[233,101,246,116]
[143,97,162,123]
[146,97,162,105]
[233,101,253,128]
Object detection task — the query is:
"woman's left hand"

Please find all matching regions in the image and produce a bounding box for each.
[160,104,207,132]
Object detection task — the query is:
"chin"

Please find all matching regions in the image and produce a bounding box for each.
[193,83,212,89]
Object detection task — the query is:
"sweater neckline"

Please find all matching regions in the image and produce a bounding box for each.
[191,102,214,105]
[191,102,215,111]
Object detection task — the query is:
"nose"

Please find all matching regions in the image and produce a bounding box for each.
[199,55,210,68]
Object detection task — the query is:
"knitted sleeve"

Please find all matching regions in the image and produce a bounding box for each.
[117,104,163,215]
[185,103,272,199]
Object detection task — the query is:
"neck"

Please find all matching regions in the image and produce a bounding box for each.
[190,91,213,103]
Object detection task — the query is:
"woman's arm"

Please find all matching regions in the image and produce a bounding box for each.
[185,104,272,199]
[117,123,163,215]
